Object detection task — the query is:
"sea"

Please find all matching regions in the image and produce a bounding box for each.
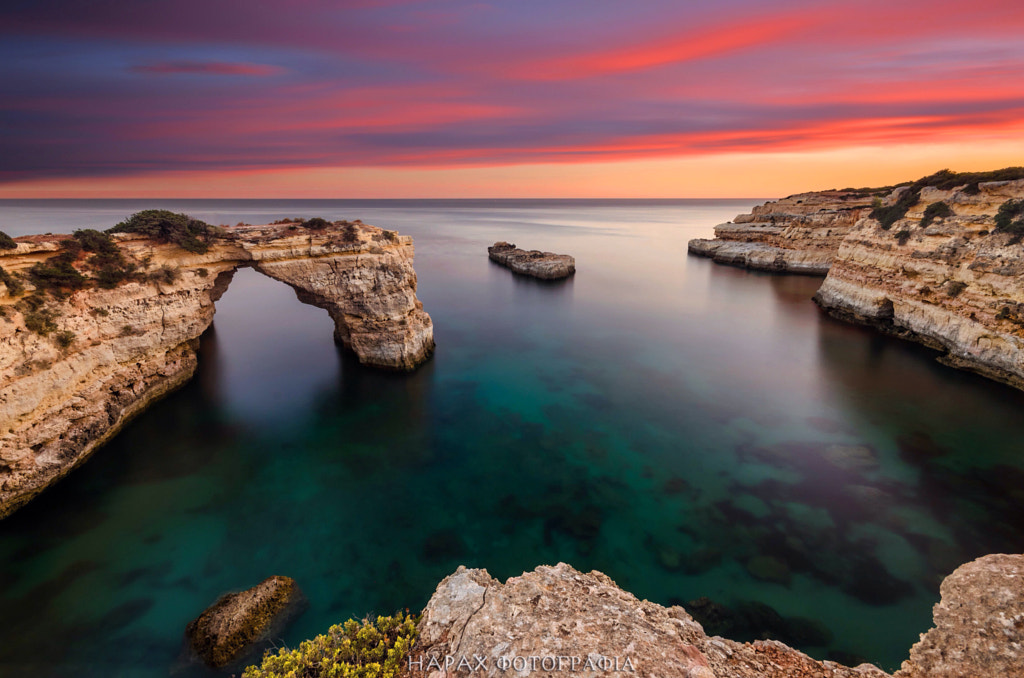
[1,199,1023,677]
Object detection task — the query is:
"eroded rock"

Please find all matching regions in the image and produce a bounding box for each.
[488,242,575,279]
[409,563,888,678]
[895,554,1024,678]
[0,221,434,518]
[186,575,304,669]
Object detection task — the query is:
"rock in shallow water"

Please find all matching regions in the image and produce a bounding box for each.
[488,241,575,279]
[186,575,304,668]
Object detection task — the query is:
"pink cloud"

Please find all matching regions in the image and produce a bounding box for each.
[132,61,283,76]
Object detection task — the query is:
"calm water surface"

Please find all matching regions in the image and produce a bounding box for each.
[2,200,1024,677]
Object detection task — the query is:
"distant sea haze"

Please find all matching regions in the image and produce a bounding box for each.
[2,199,1024,676]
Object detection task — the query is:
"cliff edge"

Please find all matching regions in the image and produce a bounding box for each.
[0,218,433,518]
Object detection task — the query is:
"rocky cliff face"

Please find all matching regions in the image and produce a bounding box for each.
[688,191,878,274]
[0,222,433,518]
[814,179,1024,390]
[409,555,1024,678]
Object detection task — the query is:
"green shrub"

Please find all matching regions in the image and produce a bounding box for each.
[108,210,220,254]
[54,330,75,348]
[920,202,953,228]
[871,187,921,230]
[994,199,1024,236]
[894,230,912,246]
[0,266,24,296]
[301,217,332,230]
[149,266,179,285]
[0,231,17,250]
[28,239,88,295]
[242,612,419,678]
[23,307,59,336]
[73,229,135,288]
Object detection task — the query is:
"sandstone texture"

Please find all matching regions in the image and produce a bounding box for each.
[408,563,888,678]
[895,554,1024,678]
[187,575,304,668]
[688,191,878,275]
[488,242,575,279]
[0,221,433,518]
[814,179,1024,390]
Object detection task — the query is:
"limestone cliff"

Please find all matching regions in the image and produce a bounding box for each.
[688,190,879,274]
[814,179,1024,390]
[0,221,433,518]
[408,555,1024,678]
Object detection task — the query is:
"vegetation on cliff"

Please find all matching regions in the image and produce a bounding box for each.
[920,202,953,228]
[242,612,419,678]
[994,199,1024,242]
[108,209,221,254]
[0,266,23,296]
[0,231,16,250]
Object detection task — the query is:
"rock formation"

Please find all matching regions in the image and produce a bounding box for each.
[408,563,888,678]
[187,575,304,668]
[688,191,879,274]
[0,220,433,518]
[488,242,575,279]
[406,555,1024,678]
[814,178,1024,390]
[689,169,1024,392]
[894,554,1024,678]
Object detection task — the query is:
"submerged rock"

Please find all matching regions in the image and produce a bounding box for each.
[488,241,575,279]
[896,553,1024,678]
[186,575,304,669]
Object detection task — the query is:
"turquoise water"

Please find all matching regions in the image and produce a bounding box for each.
[2,200,1024,676]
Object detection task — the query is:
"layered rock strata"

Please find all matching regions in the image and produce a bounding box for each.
[187,575,304,668]
[688,191,878,274]
[814,179,1024,390]
[0,222,433,518]
[408,555,1024,678]
[488,242,576,279]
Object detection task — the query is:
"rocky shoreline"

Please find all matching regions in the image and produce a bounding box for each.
[0,218,434,518]
[689,170,1024,392]
[243,554,1023,677]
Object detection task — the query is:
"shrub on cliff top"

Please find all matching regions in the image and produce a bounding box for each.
[920,202,953,228]
[108,210,220,254]
[0,231,16,250]
[242,612,419,678]
[73,229,136,288]
[300,217,332,230]
[0,266,24,296]
[28,239,88,295]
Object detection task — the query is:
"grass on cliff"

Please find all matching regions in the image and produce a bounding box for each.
[242,612,419,678]
[0,231,17,250]
[108,210,222,254]
[0,266,24,296]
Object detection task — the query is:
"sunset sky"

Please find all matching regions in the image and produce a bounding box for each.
[2,0,1024,198]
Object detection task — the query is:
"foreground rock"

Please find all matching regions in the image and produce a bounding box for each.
[187,575,304,668]
[814,178,1024,390]
[0,220,433,518]
[488,242,575,279]
[408,562,887,678]
[895,554,1024,678]
[687,190,879,274]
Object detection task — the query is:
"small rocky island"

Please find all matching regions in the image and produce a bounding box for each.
[488,241,575,279]
[689,168,1024,391]
[0,213,434,519]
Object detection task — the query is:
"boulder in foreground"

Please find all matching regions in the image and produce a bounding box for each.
[488,241,575,279]
[186,575,304,669]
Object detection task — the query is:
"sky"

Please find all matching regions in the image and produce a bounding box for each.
[1,0,1023,198]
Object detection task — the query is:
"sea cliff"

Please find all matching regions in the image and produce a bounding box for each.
[689,169,1024,392]
[687,190,880,274]
[0,219,433,518]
